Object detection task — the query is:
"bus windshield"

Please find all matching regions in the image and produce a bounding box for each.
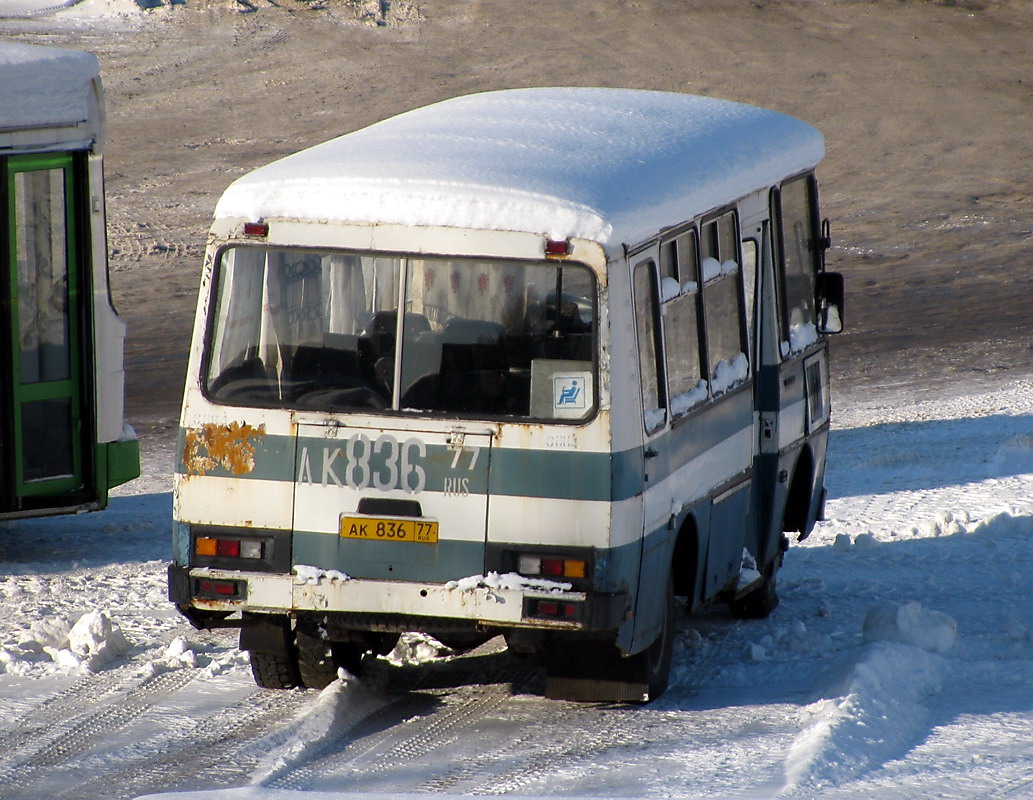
[204,247,596,421]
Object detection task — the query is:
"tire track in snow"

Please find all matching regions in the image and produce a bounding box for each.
[0,666,200,795]
[0,667,142,756]
[413,699,582,793]
[51,686,312,800]
[261,643,541,792]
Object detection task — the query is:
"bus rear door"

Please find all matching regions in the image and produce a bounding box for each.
[292,422,493,584]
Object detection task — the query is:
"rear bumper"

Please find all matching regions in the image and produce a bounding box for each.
[168,564,627,632]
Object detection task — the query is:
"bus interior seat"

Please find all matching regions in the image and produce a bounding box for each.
[437,318,508,413]
[365,310,432,357]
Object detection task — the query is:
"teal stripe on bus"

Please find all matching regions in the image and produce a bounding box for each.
[176,387,752,503]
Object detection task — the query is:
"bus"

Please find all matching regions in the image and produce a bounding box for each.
[169,88,843,702]
[0,42,139,521]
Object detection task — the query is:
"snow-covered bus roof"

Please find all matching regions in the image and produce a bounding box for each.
[0,41,104,151]
[215,87,824,248]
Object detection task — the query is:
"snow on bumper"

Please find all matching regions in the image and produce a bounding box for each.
[184,567,592,629]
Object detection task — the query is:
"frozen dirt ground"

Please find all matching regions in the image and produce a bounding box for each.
[4,0,1033,425]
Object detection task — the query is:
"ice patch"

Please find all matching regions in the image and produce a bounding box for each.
[644,406,667,433]
[386,632,454,666]
[670,379,708,417]
[782,321,819,356]
[701,256,738,283]
[660,275,681,302]
[736,548,761,591]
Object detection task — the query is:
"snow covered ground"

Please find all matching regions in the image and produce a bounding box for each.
[2,2,1032,797]
[2,375,1033,799]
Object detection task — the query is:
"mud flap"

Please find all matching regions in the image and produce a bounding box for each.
[240,612,294,656]
[544,641,650,703]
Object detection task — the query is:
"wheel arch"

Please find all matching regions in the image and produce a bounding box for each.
[671,512,703,607]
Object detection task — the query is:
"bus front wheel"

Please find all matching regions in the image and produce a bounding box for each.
[729,559,779,619]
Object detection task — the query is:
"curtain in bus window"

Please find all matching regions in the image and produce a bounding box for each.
[270,250,323,346]
[209,248,263,374]
[780,175,819,352]
[323,254,367,335]
[14,169,70,385]
[401,259,588,418]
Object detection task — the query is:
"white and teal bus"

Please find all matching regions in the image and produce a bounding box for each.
[170,88,843,702]
[0,42,138,521]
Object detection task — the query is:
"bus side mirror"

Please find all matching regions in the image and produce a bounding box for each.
[817,271,844,334]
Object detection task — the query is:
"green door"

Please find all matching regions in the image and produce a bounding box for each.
[3,153,86,508]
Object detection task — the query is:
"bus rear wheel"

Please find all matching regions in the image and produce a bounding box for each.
[249,649,302,690]
[295,629,341,690]
[295,623,370,690]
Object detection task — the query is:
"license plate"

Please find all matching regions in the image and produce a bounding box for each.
[339,515,439,544]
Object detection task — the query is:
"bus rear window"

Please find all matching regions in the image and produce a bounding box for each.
[203,248,596,421]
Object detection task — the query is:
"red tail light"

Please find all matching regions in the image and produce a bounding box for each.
[545,239,571,257]
[535,599,579,619]
[217,539,240,558]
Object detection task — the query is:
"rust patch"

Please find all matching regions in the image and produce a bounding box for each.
[183,421,265,476]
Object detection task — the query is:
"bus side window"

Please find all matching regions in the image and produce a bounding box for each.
[700,211,749,394]
[741,238,758,359]
[774,173,820,354]
[660,230,706,419]
[633,261,667,433]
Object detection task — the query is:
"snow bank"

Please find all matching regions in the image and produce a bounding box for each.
[216,88,824,247]
[247,678,392,788]
[784,603,955,790]
[862,601,957,654]
[785,640,947,791]
[0,609,128,674]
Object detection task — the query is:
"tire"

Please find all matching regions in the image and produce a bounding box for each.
[625,572,675,702]
[729,559,779,619]
[249,649,301,690]
[296,628,341,690]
